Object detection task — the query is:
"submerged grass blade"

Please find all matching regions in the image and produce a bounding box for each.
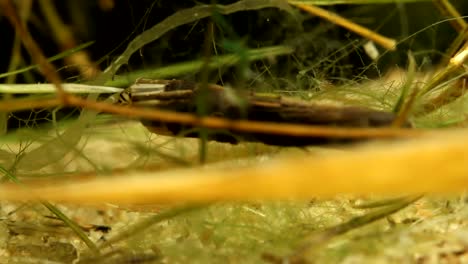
[98,203,207,250]
[0,111,6,135]
[102,45,294,88]
[392,52,418,126]
[99,0,292,81]
[352,195,418,209]
[15,105,97,171]
[0,83,122,94]
[393,53,416,113]
[0,166,99,253]
[0,41,94,80]
[287,195,421,262]
[131,142,192,167]
[42,201,100,254]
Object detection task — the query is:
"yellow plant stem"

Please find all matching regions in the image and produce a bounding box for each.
[433,0,467,33]
[289,1,396,51]
[1,128,468,204]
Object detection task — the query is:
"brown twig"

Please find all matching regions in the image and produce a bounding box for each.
[0,0,68,103]
[68,95,423,139]
[38,0,100,79]
[0,93,422,139]
[0,96,62,111]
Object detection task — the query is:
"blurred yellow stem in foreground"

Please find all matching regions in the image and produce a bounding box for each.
[1,128,468,204]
